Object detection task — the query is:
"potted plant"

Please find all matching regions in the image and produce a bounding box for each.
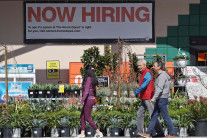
[28,84,40,98]
[10,114,22,138]
[69,112,81,137]
[96,87,111,104]
[37,84,46,98]
[189,98,207,136]
[45,84,54,98]
[58,117,70,137]
[64,84,71,98]
[70,85,80,97]
[31,118,46,137]
[120,81,128,97]
[129,118,137,137]
[108,117,123,137]
[110,82,118,96]
[173,54,189,68]
[122,115,133,137]
[177,75,186,86]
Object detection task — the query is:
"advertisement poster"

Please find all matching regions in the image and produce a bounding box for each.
[0,64,34,74]
[47,60,60,79]
[25,3,154,44]
[0,82,31,103]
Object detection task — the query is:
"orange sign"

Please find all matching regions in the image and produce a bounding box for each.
[198,53,207,61]
[69,62,83,86]
[69,62,131,86]
[165,61,174,76]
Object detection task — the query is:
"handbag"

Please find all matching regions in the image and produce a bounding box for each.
[95,96,98,104]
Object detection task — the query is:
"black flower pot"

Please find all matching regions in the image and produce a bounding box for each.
[46,90,54,98]
[28,90,37,98]
[129,127,137,137]
[110,128,121,137]
[32,128,43,137]
[70,90,80,97]
[0,129,3,138]
[3,128,12,138]
[60,128,70,137]
[37,90,46,98]
[195,119,207,136]
[85,127,96,137]
[21,128,31,137]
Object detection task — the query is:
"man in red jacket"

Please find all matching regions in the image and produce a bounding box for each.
[131,59,164,137]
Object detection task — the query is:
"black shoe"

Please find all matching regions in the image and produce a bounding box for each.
[152,133,165,137]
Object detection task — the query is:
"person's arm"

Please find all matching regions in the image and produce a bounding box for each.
[80,77,92,104]
[152,74,165,101]
[133,72,152,96]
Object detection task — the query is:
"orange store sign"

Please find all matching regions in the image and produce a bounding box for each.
[69,62,130,86]
[198,53,207,61]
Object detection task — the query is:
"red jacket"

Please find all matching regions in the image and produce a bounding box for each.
[138,68,154,99]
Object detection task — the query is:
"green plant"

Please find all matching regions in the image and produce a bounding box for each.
[80,46,111,76]
[71,85,80,90]
[58,117,70,128]
[69,112,81,128]
[129,118,137,128]
[128,81,138,92]
[28,84,41,90]
[10,114,22,128]
[96,87,111,98]
[32,118,46,128]
[44,84,53,90]
[64,84,71,91]
[173,55,189,60]
[178,75,186,79]
[109,118,123,128]
[189,99,207,120]
[110,82,118,92]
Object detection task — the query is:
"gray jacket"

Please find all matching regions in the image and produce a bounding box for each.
[152,71,170,100]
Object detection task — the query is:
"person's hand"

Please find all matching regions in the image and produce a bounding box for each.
[150,99,155,103]
[131,93,135,98]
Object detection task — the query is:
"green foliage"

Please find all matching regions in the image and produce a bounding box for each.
[32,118,46,128]
[80,46,111,76]
[58,117,70,128]
[173,55,189,60]
[189,100,207,120]
[96,87,111,98]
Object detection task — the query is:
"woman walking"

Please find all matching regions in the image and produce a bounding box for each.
[76,65,103,138]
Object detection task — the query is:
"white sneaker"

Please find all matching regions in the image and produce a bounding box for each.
[94,132,103,138]
[74,134,85,138]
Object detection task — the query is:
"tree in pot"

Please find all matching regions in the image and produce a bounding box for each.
[31,118,46,137]
[58,117,70,137]
[189,98,207,136]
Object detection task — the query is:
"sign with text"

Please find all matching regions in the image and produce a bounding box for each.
[24,2,154,44]
[47,60,60,79]
[97,76,109,87]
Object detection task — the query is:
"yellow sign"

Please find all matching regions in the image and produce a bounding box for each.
[47,61,60,79]
[59,85,64,93]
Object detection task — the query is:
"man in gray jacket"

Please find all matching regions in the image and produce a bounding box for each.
[139,61,175,138]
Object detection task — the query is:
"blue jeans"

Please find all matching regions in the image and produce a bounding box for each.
[146,98,175,135]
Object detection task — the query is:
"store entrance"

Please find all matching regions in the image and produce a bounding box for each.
[189,45,207,66]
